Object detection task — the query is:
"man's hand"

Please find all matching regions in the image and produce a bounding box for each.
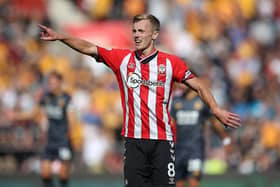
[38,24,98,56]
[212,107,241,128]
[38,24,64,41]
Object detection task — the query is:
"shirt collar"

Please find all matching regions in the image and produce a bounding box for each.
[135,49,158,64]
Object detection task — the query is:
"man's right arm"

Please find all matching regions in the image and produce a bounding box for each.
[39,24,98,57]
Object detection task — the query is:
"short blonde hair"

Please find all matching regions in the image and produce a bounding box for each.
[133,14,160,31]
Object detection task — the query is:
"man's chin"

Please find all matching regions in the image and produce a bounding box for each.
[135,46,143,51]
[134,44,145,50]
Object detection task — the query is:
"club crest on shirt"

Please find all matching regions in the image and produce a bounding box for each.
[194,100,203,110]
[158,64,166,75]
[128,61,135,69]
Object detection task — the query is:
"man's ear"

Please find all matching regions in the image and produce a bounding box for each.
[152,31,159,40]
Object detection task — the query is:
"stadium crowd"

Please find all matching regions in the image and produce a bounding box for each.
[0,0,280,175]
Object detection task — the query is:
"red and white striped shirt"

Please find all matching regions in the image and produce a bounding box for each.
[97,46,194,141]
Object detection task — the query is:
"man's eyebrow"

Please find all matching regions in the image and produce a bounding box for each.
[132,28,145,32]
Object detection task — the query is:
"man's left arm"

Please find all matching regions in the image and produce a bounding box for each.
[183,77,241,129]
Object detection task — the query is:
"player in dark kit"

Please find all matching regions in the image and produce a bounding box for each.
[170,86,232,187]
[39,71,73,187]
[8,71,73,187]
[38,14,241,187]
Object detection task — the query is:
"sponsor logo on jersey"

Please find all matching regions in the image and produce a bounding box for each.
[176,110,199,125]
[127,72,164,88]
[45,104,63,119]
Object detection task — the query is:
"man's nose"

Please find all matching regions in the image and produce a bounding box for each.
[134,32,140,37]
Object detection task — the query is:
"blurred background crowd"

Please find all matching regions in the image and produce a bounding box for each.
[0,0,280,176]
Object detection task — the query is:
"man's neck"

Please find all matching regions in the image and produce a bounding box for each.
[136,45,156,59]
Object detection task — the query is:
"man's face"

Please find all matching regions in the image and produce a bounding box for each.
[48,76,61,93]
[132,19,158,51]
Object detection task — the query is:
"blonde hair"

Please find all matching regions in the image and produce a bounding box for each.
[133,14,160,31]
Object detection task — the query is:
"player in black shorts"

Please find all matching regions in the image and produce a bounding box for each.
[38,13,241,187]
[39,71,73,187]
[9,71,74,187]
[170,86,233,187]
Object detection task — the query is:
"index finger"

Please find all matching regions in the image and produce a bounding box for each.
[38,24,48,30]
[229,115,241,123]
[229,112,240,118]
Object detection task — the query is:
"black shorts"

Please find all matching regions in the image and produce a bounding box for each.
[42,145,73,161]
[175,149,204,181]
[124,138,175,187]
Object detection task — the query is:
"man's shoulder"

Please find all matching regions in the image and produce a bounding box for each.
[158,50,178,58]
[42,92,52,98]
[40,92,51,104]
[158,50,183,64]
[62,92,71,100]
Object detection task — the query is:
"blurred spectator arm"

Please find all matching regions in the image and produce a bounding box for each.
[209,116,232,155]
[209,116,228,139]
[7,105,42,123]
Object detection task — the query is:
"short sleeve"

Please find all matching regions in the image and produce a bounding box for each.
[97,46,130,72]
[65,95,75,112]
[171,56,195,82]
[65,94,71,106]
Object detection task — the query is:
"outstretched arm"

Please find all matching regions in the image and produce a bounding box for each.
[183,77,241,128]
[39,24,98,57]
